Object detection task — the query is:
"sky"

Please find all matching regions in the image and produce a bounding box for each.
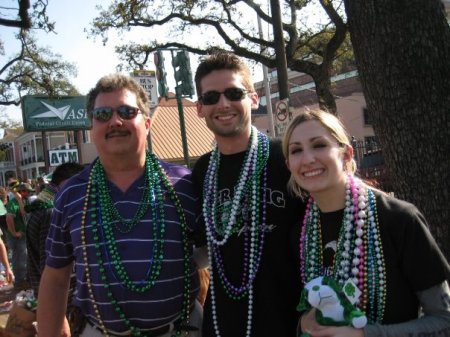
[1,0,325,124]
[1,0,144,122]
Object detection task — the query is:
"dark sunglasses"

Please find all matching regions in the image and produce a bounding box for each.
[199,87,248,105]
[91,105,141,122]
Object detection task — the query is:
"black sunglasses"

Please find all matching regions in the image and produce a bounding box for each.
[91,105,141,122]
[199,87,248,105]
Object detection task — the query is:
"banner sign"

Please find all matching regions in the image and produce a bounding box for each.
[131,70,158,108]
[22,95,90,131]
[49,149,79,166]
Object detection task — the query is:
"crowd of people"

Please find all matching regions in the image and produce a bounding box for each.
[0,51,447,337]
[0,168,85,293]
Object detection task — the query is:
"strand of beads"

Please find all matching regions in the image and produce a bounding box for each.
[94,158,152,233]
[299,174,386,324]
[82,154,192,336]
[93,156,165,292]
[203,126,259,245]
[204,128,270,337]
[366,188,386,323]
[215,131,268,296]
[300,200,323,282]
[81,170,109,337]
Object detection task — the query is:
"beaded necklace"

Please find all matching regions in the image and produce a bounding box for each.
[80,153,192,337]
[203,126,270,337]
[299,174,386,324]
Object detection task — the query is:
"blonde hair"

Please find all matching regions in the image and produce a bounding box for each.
[282,109,357,198]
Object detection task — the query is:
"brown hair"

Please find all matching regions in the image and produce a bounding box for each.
[86,74,150,117]
[194,51,255,97]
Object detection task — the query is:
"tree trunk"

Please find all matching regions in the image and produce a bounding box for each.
[315,72,337,114]
[343,0,450,260]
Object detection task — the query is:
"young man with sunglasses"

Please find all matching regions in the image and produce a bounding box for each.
[37,74,202,337]
[193,52,304,337]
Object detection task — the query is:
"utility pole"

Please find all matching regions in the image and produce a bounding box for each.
[257,14,276,137]
[269,0,290,101]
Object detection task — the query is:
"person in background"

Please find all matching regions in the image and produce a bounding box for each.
[0,187,8,243]
[37,74,202,337]
[0,237,14,285]
[6,182,34,290]
[282,109,450,337]
[34,176,47,195]
[26,162,84,295]
[192,51,303,337]
[6,177,20,201]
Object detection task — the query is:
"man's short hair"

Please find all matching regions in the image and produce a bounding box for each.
[86,74,151,118]
[194,51,255,97]
[50,162,85,186]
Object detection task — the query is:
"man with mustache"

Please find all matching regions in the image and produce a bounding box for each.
[37,74,202,337]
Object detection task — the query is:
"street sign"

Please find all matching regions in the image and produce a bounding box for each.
[131,70,158,108]
[276,121,289,136]
[275,100,288,122]
[22,95,90,132]
[49,149,79,166]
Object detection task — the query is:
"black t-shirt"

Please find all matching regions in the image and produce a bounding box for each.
[193,139,305,337]
[290,189,450,325]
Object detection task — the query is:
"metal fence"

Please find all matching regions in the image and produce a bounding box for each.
[351,138,392,191]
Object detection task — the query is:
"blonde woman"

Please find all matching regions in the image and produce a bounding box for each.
[283,109,450,337]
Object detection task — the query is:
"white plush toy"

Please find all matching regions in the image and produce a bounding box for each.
[297,276,367,337]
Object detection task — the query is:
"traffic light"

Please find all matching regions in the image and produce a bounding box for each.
[172,50,195,97]
[154,50,168,98]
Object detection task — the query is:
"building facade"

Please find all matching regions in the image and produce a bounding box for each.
[253,69,391,190]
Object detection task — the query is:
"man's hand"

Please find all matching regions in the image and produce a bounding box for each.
[4,267,14,284]
[12,231,22,238]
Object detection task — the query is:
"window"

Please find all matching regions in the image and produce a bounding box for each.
[363,108,372,126]
[364,136,380,154]
[82,130,91,143]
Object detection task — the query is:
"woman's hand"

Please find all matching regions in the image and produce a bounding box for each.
[309,326,364,337]
[299,309,322,334]
[299,310,365,337]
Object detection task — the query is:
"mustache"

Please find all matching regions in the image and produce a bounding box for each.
[105,129,130,139]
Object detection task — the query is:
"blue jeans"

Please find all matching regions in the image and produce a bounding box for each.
[6,235,27,284]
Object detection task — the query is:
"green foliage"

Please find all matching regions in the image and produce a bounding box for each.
[0,1,79,107]
[0,0,55,31]
[87,0,352,113]
[0,31,79,106]
[31,0,56,32]
[0,115,23,131]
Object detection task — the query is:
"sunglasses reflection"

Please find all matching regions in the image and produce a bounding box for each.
[200,88,248,105]
[91,105,141,122]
